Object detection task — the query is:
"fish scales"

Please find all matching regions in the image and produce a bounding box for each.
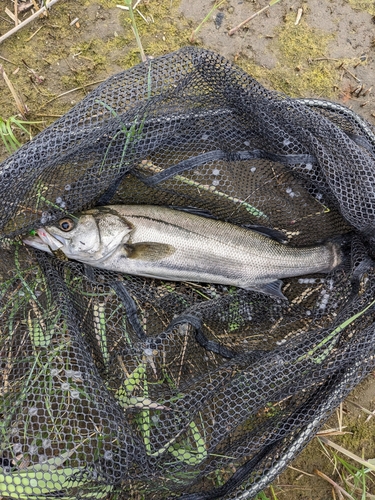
[111,206,335,283]
[23,205,342,298]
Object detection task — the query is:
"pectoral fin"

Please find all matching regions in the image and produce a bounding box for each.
[124,242,175,261]
[244,280,287,300]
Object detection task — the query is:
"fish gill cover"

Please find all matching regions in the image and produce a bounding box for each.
[0,47,375,499]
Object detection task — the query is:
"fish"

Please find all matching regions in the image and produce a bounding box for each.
[23,205,342,299]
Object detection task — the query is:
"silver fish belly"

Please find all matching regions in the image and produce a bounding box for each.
[23,205,342,298]
[103,206,341,294]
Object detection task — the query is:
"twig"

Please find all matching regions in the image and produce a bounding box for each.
[0,65,28,117]
[342,66,361,83]
[0,15,13,25]
[5,7,16,23]
[228,0,282,36]
[0,55,18,65]
[14,0,19,27]
[136,8,150,24]
[287,465,314,477]
[316,428,350,437]
[295,7,303,25]
[319,437,375,471]
[0,0,61,45]
[337,402,343,432]
[43,79,106,105]
[312,57,339,61]
[116,0,142,9]
[315,469,355,500]
[35,113,63,118]
[26,25,44,42]
[346,399,375,421]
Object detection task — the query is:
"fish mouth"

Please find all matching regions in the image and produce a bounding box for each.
[23,228,66,254]
[23,234,53,254]
[36,228,65,251]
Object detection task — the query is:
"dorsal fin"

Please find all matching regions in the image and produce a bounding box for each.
[242,225,288,244]
[167,205,218,219]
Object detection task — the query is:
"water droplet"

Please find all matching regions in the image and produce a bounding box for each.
[72,371,82,381]
[28,407,38,417]
[13,443,22,453]
[28,445,38,455]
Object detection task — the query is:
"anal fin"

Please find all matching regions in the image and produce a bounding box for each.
[244,280,287,300]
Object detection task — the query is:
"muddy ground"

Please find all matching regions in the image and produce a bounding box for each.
[1,0,375,498]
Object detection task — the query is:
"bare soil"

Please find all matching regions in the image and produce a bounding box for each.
[1,0,375,498]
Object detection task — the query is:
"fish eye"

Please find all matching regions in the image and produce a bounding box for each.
[58,217,75,232]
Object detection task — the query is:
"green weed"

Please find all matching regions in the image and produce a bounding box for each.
[0,115,41,153]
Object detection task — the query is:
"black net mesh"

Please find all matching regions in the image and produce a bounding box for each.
[1,47,375,499]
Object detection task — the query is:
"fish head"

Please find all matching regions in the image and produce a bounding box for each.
[23,208,132,263]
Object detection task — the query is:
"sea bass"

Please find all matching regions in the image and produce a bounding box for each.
[23,205,342,298]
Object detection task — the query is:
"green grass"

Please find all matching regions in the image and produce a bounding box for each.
[316,435,375,499]
[0,115,41,153]
[255,485,278,499]
[189,0,227,43]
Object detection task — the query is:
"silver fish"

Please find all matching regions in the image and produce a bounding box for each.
[23,205,342,298]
